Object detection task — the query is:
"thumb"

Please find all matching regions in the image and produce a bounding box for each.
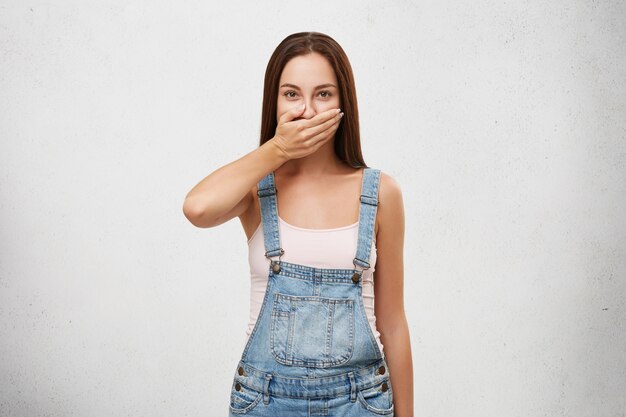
[278,103,305,125]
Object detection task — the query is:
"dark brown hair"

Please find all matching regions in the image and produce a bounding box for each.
[259,32,367,168]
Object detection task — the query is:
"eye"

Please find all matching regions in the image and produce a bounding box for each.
[281,90,333,99]
[283,90,298,99]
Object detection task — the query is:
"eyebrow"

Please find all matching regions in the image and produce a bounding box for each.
[280,83,337,90]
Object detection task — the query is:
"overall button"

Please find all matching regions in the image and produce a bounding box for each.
[377,365,386,375]
[381,382,389,392]
[238,366,245,376]
[351,272,360,283]
[272,262,281,273]
[235,382,242,391]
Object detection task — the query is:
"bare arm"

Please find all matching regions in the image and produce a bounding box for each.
[182,139,287,228]
[374,171,414,417]
[182,105,343,228]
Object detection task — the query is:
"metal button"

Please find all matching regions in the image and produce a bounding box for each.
[238,366,245,376]
[235,382,242,391]
[381,382,389,392]
[377,366,386,375]
[351,272,360,283]
[272,262,281,273]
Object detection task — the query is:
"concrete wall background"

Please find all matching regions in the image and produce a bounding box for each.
[1,1,624,416]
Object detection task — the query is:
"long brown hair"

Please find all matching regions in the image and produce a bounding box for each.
[259,32,367,168]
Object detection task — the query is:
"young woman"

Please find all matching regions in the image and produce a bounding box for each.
[183,32,413,417]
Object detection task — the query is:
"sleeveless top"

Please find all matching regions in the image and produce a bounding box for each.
[245,214,385,354]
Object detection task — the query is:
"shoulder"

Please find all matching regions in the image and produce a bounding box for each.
[374,169,404,234]
[376,169,403,207]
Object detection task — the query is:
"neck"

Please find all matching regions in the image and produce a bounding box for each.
[279,137,346,176]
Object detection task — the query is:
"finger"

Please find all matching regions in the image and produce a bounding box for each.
[278,104,306,125]
[306,116,341,145]
[304,110,343,138]
[301,108,342,129]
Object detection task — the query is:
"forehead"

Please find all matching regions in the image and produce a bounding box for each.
[279,52,337,85]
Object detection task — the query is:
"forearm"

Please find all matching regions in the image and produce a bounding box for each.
[183,139,288,227]
[380,318,414,417]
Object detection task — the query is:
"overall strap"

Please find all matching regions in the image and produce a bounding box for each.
[257,172,283,268]
[353,167,382,271]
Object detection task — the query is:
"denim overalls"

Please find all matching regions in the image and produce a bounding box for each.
[228,167,395,416]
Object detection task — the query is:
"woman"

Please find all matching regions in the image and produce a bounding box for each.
[183,32,413,417]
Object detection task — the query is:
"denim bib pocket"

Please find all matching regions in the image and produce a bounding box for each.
[270,292,355,367]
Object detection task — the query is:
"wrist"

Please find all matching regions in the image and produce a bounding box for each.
[266,137,290,165]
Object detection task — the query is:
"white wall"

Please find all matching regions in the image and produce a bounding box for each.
[1,1,624,416]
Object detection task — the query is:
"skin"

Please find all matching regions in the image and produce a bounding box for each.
[182,52,413,417]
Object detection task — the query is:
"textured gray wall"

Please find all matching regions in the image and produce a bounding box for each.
[1,1,624,416]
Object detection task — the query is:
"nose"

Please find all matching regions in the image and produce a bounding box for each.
[301,101,317,119]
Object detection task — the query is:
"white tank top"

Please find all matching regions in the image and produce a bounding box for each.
[245,215,384,354]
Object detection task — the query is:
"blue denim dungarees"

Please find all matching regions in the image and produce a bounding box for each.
[229,167,394,416]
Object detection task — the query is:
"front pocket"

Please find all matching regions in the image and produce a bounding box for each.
[270,293,355,367]
[357,379,395,415]
[229,381,263,415]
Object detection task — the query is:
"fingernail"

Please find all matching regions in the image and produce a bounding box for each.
[339,112,344,117]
